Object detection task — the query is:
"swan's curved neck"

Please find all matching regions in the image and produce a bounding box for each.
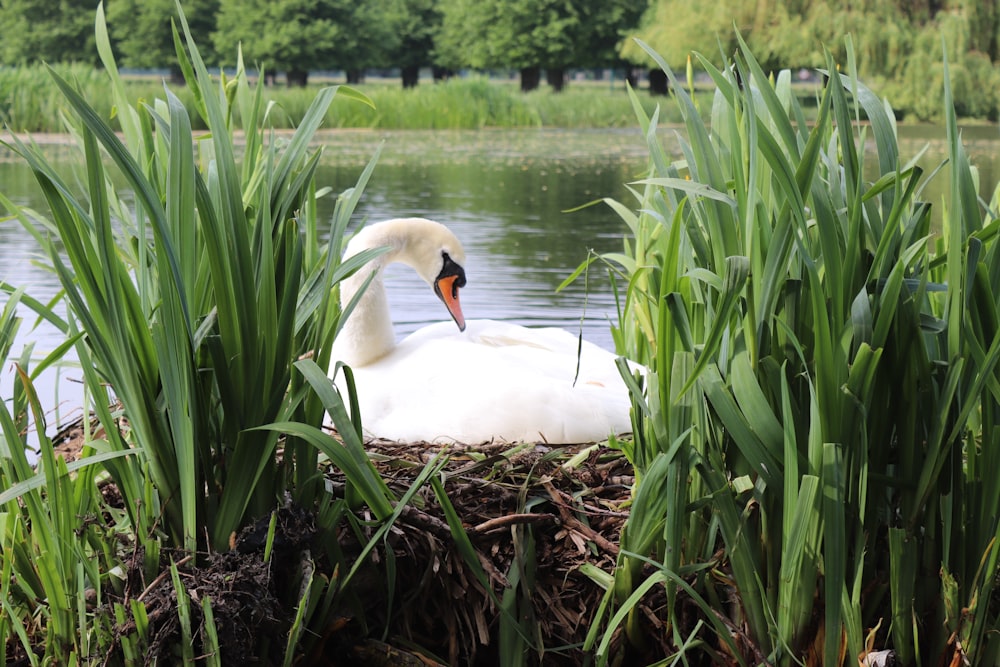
[336,257,396,367]
[335,223,414,366]
[332,218,463,368]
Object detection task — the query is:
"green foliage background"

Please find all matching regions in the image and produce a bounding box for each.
[625,0,1000,120]
[3,0,1000,118]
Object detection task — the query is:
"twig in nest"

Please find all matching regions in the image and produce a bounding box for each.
[397,504,453,541]
[542,481,619,556]
[137,554,195,601]
[468,512,558,535]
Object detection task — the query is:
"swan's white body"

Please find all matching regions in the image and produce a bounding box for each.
[330,218,635,444]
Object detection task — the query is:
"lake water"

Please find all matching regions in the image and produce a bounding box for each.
[0,128,653,432]
[313,129,653,338]
[2,124,999,434]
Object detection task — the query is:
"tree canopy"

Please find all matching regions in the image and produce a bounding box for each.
[2,0,1000,115]
[435,0,645,90]
[211,0,397,85]
[0,0,100,65]
[384,0,443,86]
[622,0,1000,118]
[622,0,964,70]
[108,0,219,78]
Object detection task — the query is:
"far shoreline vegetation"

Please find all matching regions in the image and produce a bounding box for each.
[3,62,997,137]
[0,64,728,133]
[5,0,1000,134]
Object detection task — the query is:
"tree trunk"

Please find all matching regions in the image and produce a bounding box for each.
[648,68,669,96]
[546,67,566,92]
[402,65,419,88]
[287,69,309,87]
[346,69,365,84]
[432,66,454,82]
[169,65,185,86]
[519,66,540,92]
[624,67,639,90]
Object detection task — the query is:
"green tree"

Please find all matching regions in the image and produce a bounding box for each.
[623,0,1000,119]
[960,0,999,60]
[437,0,646,92]
[384,0,443,87]
[578,0,648,67]
[107,0,219,80]
[621,0,779,71]
[891,9,1000,119]
[572,0,649,89]
[623,0,1000,75]
[434,0,495,74]
[0,0,100,65]
[212,0,396,86]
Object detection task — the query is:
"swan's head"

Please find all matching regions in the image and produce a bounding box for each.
[431,249,467,331]
[352,218,468,331]
[407,219,467,331]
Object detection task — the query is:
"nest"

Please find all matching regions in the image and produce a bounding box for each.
[49,417,658,665]
[321,439,637,665]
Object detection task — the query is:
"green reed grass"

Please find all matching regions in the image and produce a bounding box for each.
[0,1,459,660]
[0,293,136,664]
[5,4,350,552]
[573,35,1000,666]
[328,77,542,129]
[523,85,707,128]
[2,61,696,133]
[1,1,537,660]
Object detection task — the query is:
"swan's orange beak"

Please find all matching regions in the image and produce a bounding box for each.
[435,274,466,331]
[434,251,467,331]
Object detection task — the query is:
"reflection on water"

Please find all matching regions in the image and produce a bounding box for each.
[0,129,651,431]
[882,125,1000,210]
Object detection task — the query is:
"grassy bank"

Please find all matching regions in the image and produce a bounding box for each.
[1,62,716,132]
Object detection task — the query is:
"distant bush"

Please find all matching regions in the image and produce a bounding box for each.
[874,14,1000,121]
[13,59,991,134]
[1,63,106,132]
[2,65,716,133]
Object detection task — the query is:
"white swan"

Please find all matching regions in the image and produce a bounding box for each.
[330,217,636,444]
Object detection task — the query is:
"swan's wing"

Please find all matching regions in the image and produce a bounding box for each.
[346,319,636,444]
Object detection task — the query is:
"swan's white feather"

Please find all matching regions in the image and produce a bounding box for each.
[330,218,637,444]
[346,320,633,443]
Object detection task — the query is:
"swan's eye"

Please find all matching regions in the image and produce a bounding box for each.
[438,252,467,291]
